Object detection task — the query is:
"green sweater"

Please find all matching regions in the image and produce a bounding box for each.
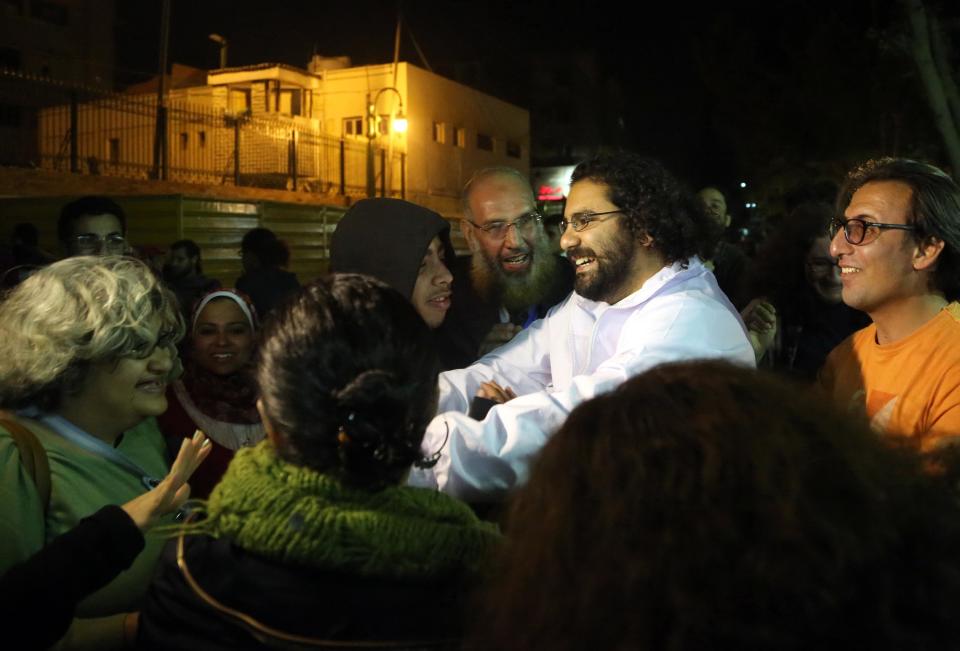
[188,440,501,580]
[0,416,170,617]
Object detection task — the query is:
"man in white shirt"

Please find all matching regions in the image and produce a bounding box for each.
[411,152,755,500]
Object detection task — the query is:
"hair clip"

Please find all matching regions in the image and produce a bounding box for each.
[413,420,449,470]
[337,425,350,446]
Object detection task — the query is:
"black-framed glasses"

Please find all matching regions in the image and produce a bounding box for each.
[828,217,916,246]
[71,233,127,254]
[559,209,624,233]
[467,211,543,241]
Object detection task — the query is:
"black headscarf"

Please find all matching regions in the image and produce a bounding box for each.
[330,199,455,300]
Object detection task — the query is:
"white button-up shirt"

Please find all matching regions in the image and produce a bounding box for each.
[409,258,755,500]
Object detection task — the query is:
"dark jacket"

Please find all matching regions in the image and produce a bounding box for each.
[167,273,221,321]
[330,198,455,300]
[235,268,300,320]
[0,505,143,650]
[138,533,467,651]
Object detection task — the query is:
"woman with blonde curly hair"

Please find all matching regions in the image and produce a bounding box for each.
[0,256,202,647]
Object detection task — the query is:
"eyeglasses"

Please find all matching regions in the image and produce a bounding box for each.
[129,330,178,359]
[71,233,127,254]
[559,210,624,233]
[828,217,916,246]
[467,211,542,241]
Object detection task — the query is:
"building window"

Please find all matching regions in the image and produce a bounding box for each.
[279,89,302,116]
[108,138,120,165]
[228,88,250,113]
[343,116,364,138]
[180,132,189,150]
[476,132,494,152]
[198,131,206,147]
[506,140,522,158]
[432,121,446,144]
[454,127,466,148]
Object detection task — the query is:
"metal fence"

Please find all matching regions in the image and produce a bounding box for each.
[0,70,404,198]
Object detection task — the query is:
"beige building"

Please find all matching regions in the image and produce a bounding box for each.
[36,57,530,217]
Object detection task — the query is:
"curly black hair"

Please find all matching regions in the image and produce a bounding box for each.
[257,273,439,489]
[571,152,714,266]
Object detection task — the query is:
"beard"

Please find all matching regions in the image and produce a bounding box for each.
[567,227,636,303]
[470,236,561,313]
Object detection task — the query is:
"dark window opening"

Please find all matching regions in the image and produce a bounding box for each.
[476,133,494,152]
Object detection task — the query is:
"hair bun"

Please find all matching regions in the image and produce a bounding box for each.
[333,369,397,411]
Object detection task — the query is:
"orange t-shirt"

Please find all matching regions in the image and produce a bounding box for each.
[819,302,960,451]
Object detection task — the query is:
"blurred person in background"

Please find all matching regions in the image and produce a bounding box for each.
[698,185,750,308]
[163,239,220,323]
[57,196,128,258]
[235,227,300,319]
[741,201,869,377]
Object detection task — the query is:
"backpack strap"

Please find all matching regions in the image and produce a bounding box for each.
[0,412,51,515]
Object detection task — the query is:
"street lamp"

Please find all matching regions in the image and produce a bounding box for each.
[366,87,406,197]
[209,33,228,69]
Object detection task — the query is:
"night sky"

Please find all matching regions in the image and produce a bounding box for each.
[116,1,954,217]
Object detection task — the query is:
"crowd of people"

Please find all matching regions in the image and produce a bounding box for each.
[1,150,960,649]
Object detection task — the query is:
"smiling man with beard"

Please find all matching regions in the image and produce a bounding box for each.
[410,152,755,501]
[435,168,573,369]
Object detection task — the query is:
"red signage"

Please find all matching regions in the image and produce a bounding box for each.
[537,184,565,201]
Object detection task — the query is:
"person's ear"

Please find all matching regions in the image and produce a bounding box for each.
[257,399,283,448]
[460,219,480,253]
[913,235,945,271]
[638,232,654,247]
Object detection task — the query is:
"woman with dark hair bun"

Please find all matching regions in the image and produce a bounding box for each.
[139,274,499,650]
[473,360,960,651]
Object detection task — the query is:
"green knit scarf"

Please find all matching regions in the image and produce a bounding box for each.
[183,441,500,580]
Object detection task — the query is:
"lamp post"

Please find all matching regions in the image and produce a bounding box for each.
[366,87,407,198]
[209,33,228,69]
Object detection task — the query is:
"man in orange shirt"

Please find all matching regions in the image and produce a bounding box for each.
[820,158,960,450]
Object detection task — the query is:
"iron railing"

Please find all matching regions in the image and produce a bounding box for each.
[0,70,404,198]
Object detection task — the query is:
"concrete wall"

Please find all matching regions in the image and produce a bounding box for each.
[404,63,530,217]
